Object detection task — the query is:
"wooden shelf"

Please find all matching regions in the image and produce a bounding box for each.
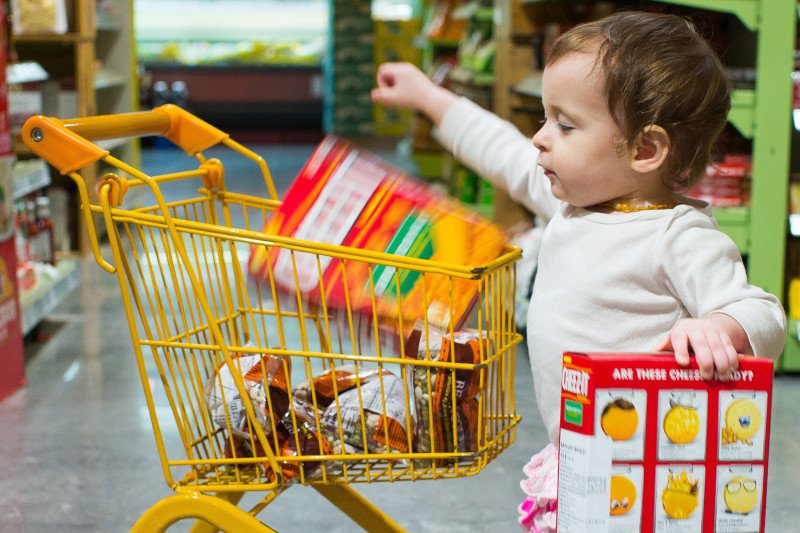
[12,0,138,258]
[13,32,88,43]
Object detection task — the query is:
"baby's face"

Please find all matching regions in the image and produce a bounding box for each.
[532,52,646,208]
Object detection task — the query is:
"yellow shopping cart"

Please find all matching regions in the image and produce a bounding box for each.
[23,106,522,532]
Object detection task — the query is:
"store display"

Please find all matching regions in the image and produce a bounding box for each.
[0,1,24,401]
[557,352,773,533]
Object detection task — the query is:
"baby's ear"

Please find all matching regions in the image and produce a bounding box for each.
[630,125,669,174]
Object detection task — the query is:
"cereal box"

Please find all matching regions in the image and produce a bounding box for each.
[557,352,773,533]
[248,135,506,334]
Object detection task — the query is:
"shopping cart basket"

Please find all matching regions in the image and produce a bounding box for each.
[22,105,522,532]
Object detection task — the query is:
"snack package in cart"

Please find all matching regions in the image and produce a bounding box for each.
[204,351,331,483]
[248,135,507,335]
[293,366,414,456]
[404,327,485,455]
[557,352,773,533]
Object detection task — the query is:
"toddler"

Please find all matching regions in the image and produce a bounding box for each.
[371,11,785,532]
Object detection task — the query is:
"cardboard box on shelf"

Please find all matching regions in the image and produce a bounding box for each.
[374,18,422,40]
[558,352,773,533]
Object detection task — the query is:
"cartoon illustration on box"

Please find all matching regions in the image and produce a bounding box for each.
[658,390,708,461]
[596,389,646,460]
[718,391,768,461]
[609,465,643,532]
[715,465,764,532]
[655,465,705,532]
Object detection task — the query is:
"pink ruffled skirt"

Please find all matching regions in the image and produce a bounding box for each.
[518,443,558,532]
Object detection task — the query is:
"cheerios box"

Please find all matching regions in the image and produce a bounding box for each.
[557,352,773,533]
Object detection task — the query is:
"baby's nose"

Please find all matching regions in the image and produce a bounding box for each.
[532,129,548,151]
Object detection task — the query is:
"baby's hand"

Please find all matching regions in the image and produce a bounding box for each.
[655,315,745,380]
[371,62,458,125]
[371,62,434,111]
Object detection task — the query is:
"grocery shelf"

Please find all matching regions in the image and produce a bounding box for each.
[713,206,750,253]
[728,89,755,139]
[652,0,758,30]
[13,159,51,200]
[13,32,88,43]
[20,259,80,335]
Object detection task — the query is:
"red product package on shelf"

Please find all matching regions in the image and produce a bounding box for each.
[557,352,773,533]
[248,135,506,334]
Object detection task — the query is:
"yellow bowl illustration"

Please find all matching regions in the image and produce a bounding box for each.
[723,476,759,515]
[662,470,699,519]
[663,403,700,444]
[724,398,762,442]
[601,398,638,441]
[610,475,637,516]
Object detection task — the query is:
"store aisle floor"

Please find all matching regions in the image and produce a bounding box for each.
[1,143,799,532]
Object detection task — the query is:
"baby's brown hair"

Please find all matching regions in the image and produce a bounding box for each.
[548,11,731,190]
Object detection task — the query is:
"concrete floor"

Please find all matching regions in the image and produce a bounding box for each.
[0,143,798,532]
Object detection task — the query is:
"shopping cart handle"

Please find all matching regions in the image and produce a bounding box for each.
[22,105,230,174]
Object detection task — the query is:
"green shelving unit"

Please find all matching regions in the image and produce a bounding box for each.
[675,0,797,371]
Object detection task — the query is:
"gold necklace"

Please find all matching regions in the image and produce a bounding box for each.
[595,201,678,213]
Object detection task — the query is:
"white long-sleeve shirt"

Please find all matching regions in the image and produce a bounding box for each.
[437,98,786,444]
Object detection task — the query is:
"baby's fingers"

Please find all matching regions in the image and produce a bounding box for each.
[710,331,739,381]
[666,326,692,368]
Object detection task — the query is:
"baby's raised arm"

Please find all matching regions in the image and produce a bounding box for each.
[371,62,459,126]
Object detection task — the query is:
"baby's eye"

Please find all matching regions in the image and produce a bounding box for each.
[557,123,575,133]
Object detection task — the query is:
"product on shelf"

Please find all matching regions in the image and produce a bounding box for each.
[688,154,752,208]
[558,352,773,533]
[9,0,68,34]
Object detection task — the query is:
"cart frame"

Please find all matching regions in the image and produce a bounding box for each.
[23,105,522,532]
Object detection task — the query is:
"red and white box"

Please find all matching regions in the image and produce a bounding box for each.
[557,352,773,533]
